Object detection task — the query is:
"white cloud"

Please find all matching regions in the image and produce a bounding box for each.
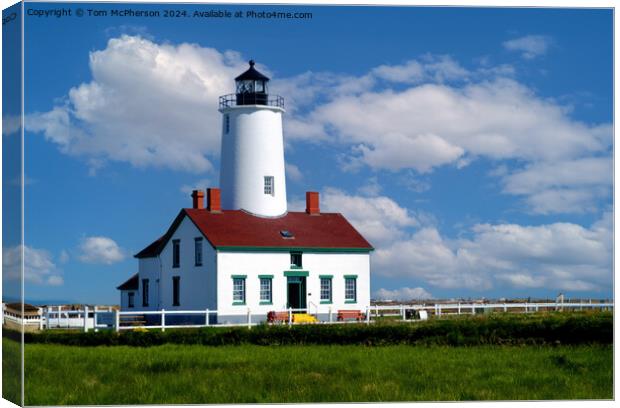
[372,55,471,84]
[27,35,248,173]
[286,67,610,213]
[372,212,612,293]
[503,35,552,59]
[353,132,465,173]
[8,174,36,187]
[357,177,382,197]
[300,79,609,167]
[500,157,612,214]
[28,39,610,215]
[291,187,611,293]
[2,114,21,136]
[372,60,425,83]
[285,163,303,182]
[3,245,64,286]
[59,250,70,264]
[180,178,211,195]
[320,188,418,246]
[373,287,433,301]
[78,236,125,264]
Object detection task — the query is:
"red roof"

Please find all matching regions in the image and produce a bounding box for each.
[116,273,139,290]
[135,209,373,258]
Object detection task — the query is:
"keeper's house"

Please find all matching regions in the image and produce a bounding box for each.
[117,61,373,323]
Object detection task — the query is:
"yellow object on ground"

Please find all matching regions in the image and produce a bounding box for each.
[293,313,319,323]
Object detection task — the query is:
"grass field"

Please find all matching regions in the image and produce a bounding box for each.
[4,338,612,404]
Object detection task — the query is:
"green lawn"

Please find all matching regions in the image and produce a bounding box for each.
[4,338,612,404]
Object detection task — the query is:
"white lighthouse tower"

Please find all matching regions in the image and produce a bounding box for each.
[218,60,287,217]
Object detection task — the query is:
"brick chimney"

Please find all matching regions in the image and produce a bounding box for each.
[306,191,320,215]
[191,190,205,210]
[207,188,222,213]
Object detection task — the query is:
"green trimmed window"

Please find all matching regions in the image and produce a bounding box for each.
[232,277,246,304]
[345,276,357,303]
[194,237,203,266]
[260,277,272,303]
[172,239,180,268]
[142,279,149,307]
[291,252,302,268]
[320,277,332,303]
[172,276,180,306]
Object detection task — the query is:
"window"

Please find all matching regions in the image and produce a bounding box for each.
[142,279,149,307]
[172,239,180,268]
[345,276,357,303]
[194,237,203,266]
[291,252,302,268]
[232,276,246,305]
[224,114,230,134]
[255,80,265,93]
[128,292,135,308]
[172,276,180,306]
[260,277,272,304]
[264,176,274,195]
[237,79,254,93]
[320,277,332,303]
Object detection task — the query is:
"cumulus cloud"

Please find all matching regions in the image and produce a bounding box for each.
[290,187,610,293]
[373,287,433,301]
[284,63,610,214]
[503,35,552,59]
[372,55,469,84]
[27,38,610,215]
[319,188,419,246]
[285,163,303,182]
[357,177,382,197]
[2,114,21,136]
[299,79,609,167]
[78,236,125,264]
[500,157,612,214]
[59,250,70,264]
[26,35,248,173]
[3,245,64,286]
[372,213,612,293]
[180,178,211,195]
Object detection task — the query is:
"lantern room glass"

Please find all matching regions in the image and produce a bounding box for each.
[236,79,267,94]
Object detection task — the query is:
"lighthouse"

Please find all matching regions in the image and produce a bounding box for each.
[218,60,287,217]
[121,60,373,323]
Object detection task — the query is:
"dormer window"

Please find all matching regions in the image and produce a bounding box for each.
[291,252,302,268]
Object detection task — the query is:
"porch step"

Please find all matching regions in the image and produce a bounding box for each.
[293,313,318,324]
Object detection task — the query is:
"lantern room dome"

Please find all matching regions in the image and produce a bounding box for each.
[235,60,270,82]
[219,60,284,109]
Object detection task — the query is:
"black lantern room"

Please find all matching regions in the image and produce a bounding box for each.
[235,60,269,105]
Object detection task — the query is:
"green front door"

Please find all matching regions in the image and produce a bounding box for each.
[287,276,307,310]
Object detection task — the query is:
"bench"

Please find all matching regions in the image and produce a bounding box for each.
[267,311,290,323]
[337,310,365,321]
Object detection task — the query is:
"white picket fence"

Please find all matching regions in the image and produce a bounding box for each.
[6,301,612,332]
[67,301,620,332]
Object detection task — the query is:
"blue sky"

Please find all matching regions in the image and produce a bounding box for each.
[4,2,612,304]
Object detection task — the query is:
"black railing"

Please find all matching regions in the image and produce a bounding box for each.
[219,93,285,109]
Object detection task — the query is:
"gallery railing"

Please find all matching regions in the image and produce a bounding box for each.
[219,93,284,109]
